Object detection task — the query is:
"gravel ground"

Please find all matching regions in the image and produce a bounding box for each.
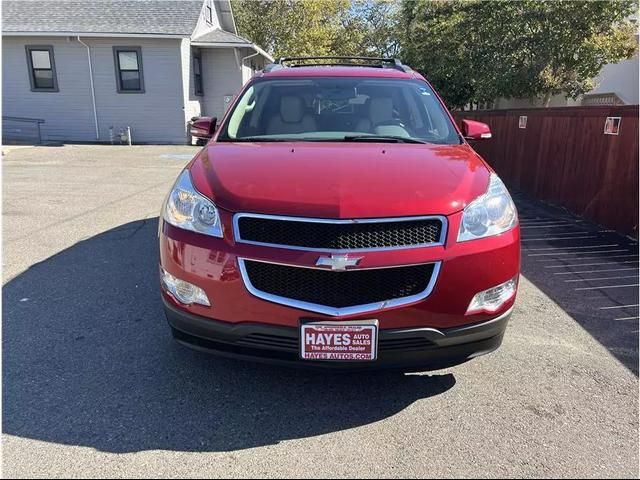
[2,145,638,478]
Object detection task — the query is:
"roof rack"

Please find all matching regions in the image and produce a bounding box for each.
[264,56,413,73]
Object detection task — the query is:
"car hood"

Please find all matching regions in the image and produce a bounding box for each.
[190,142,491,218]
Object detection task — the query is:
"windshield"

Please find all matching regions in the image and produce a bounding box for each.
[217,77,461,145]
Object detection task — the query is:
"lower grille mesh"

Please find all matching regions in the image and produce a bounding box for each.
[237,332,434,352]
[243,260,435,309]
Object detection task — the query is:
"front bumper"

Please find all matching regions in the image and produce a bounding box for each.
[159,212,521,331]
[164,296,512,370]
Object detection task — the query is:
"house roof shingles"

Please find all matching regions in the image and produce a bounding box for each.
[2,0,204,36]
[192,29,252,46]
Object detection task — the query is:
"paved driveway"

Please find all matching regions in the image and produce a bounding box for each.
[2,145,638,478]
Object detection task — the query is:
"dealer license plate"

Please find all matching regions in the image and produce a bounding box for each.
[300,320,378,362]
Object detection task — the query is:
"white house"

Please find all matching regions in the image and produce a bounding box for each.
[2,0,273,144]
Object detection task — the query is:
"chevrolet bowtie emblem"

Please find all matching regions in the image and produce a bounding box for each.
[316,254,363,271]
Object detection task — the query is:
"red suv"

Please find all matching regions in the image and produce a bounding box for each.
[160,57,520,369]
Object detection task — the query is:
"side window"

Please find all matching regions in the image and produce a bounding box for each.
[193,52,203,96]
[113,47,144,93]
[26,46,58,92]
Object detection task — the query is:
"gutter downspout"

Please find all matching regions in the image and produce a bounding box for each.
[233,48,242,70]
[241,49,260,66]
[76,36,99,140]
[249,44,273,63]
[234,48,262,70]
[238,48,263,82]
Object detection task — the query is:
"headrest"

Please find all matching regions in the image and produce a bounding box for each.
[369,97,393,125]
[280,96,305,123]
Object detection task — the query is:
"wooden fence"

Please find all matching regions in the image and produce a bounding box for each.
[454,106,639,236]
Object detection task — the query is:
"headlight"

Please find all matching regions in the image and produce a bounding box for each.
[458,173,517,242]
[163,170,223,238]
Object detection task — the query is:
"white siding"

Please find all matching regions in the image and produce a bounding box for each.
[181,39,202,127]
[200,47,243,120]
[3,36,95,141]
[2,35,189,143]
[242,53,266,84]
[590,55,639,105]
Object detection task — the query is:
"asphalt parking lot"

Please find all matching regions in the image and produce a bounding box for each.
[2,145,638,478]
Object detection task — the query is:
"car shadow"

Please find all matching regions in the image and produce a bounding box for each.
[513,191,639,375]
[2,218,455,453]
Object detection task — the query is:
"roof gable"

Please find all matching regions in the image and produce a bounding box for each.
[214,0,236,34]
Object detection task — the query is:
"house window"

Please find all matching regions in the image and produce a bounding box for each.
[26,46,58,92]
[205,1,213,24]
[113,47,144,93]
[193,53,203,96]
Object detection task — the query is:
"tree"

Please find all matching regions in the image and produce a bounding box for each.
[400,0,638,109]
[231,0,350,58]
[333,0,401,57]
[232,0,401,59]
[399,0,474,108]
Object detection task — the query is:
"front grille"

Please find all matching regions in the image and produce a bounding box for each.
[236,215,444,250]
[242,260,436,310]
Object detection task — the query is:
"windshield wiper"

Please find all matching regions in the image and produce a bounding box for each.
[342,135,428,144]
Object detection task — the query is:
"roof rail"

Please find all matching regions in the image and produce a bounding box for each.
[263,56,413,73]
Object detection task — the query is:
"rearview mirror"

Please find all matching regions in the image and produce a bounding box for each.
[461,119,492,141]
[190,116,217,141]
[324,87,357,100]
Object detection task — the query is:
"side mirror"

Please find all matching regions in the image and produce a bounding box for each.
[190,116,217,140]
[461,119,492,141]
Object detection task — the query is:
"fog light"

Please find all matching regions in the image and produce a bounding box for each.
[467,276,518,314]
[161,269,210,306]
